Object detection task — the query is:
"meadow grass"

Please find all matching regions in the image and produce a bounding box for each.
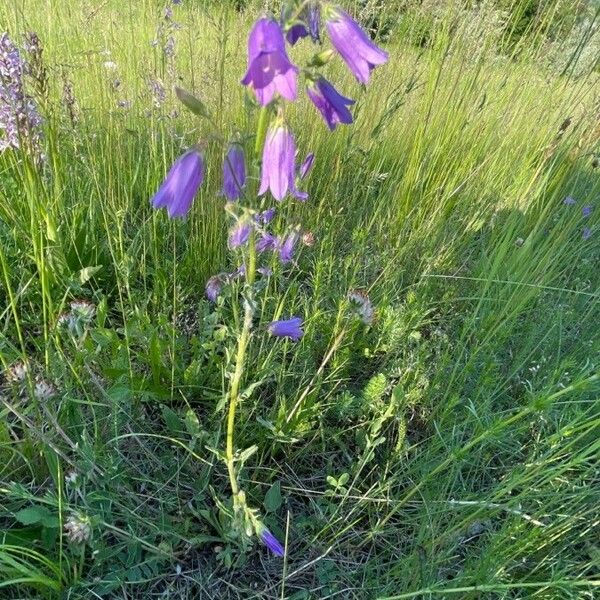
[0,0,599,598]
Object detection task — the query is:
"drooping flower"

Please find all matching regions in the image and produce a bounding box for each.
[259,527,285,557]
[259,123,307,201]
[283,3,320,45]
[563,196,576,206]
[241,18,298,106]
[229,222,252,248]
[307,77,354,130]
[268,317,304,341]
[256,232,278,253]
[205,274,227,302]
[222,144,246,201]
[278,231,299,263]
[151,149,205,218]
[582,205,592,218]
[324,7,388,84]
[299,152,315,179]
[286,23,308,46]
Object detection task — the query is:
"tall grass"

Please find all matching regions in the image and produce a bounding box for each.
[0,0,599,598]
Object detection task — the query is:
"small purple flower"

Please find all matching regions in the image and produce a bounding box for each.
[563,196,576,206]
[582,227,592,240]
[241,18,298,106]
[286,23,308,46]
[278,232,299,263]
[259,123,307,201]
[259,528,285,557]
[229,222,252,248]
[582,205,592,218]
[256,208,276,225]
[308,4,321,42]
[230,264,246,278]
[268,317,304,342]
[325,7,388,84]
[257,232,278,253]
[258,266,273,277]
[151,149,205,218]
[299,152,315,179]
[307,77,355,131]
[205,275,225,302]
[222,144,246,201]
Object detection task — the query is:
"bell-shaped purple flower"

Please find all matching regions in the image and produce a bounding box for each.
[259,123,307,201]
[151,149,205,218]
[286,23,308,46]
[307,77,355,131]
[268,317,304,342]
[259,527,285,557]
[256,232,278,253]
[325,7,388,84]
[229,222,252,248]
[205,274,226,302]
[582,205,592,218]
[278,232,299,264]
[298,152,315,179]
[256,208,276,225]
[222,144,246,201]
[241,18,299,106]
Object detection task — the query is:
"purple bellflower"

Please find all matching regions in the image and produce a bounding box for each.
[151,149,205,218]
[256,232,278,253]
[582,205,592,218]
[325,7,388,84]
[259,527,285,557]
[241,18,298,106]
[222,144,246,201]
[307,77,355,130]
[259,123,307,201]
[286,23,309,46]
[268,317,304,341]
[229,222,252,248]
[278,231,299,263]
[206,274,227,302]
[256,207,276,225]
[283,2,320,45]
[299,152,315,179]
[563,196,576,206]
[582,227,592,240]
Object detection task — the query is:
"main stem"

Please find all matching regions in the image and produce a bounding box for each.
[225,233,257,498]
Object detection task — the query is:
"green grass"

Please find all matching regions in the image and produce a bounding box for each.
[0,0,599,598]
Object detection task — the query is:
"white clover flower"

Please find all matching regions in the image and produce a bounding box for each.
[64,514,92,544]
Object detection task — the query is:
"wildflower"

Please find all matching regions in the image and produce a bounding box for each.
[148,78,166,107]
[229,222,252,248]
[582,205,592,218]
[231,264,246,278]
[324,6,388,84]
[259,527,285,557]
[348,289,374,325]
[5,361,29,384]
[241,18,298,106]
[259,123,307,201]
[278,232,299,263]
[302,231,315,246]
[64,470,78,485]
[283,3,320,45]
[299,152,315,179]
[151,149,205,218]
[34,378,56,401]
[117,99,131,109]
[64,514,92,544]
[222,144,246,201]
[256,207,276,225]
[258,266,273,277]
[307,77,354,130]
[103,60,117,70]
[206,274,227,302]
[563,196,576,205]
[514,237,524,247]
[286,23,308,46]
[268,317,304,341]
[256,232,278,253]
[582,227,592,240]
[70,300,96,321]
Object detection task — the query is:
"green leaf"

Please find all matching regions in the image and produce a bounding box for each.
[14,505,52,526]
[175,87,211,118]
[263,481,282,513]
[79,265,102,284]
[161,405,184,434]
[185,409,201,437]
[236,445,258,465]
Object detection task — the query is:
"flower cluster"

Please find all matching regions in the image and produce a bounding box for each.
[0,32,43,153]
[149,0,387,557]
[563,195,594,240]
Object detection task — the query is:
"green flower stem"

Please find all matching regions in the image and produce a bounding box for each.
[225,230,257,498]
[254,106,270,157]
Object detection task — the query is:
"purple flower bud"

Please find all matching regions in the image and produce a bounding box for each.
[325,7,388,84]
[278,232,299,263]
[205,275,225,302]
[151,149,205,218]
[299,152,315,179]
[259,528,285,557]
[307,77,355,131]
[241,18,299,106]
[286,24,308,46]
[582,227,592,240]
[222,144,246,201]
[563,196,576,205]
[268,317,304,341]
[582,205,592,218]
[259,123,307,201]
[229,222,252,248]
[256,208,276,225]
[256,232,278,253]
[308,4,321,42]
